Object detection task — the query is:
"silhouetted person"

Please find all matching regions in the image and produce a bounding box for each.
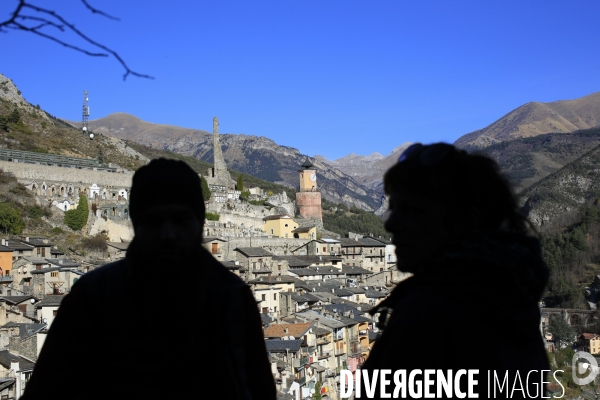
[22,159,276,400]
[360,143,549,399]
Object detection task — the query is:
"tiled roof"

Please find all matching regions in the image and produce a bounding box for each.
[0,296,35,305]
[235,247,273,257]
[46,258,80,268]
[358,237,386,247]
[34,295,65,309]
[295,310,346,328]
[264,339,303,352]
[342,266,373,275]
[0,246,13,252]
[5,240,33,251]
[263,214,293,221]
[0,322,46,339]
[22,257,49,265]
[291,266,342,276]
[312,326,331,336]
[365,290,388,299]
[338,238,365,247]
[264,322,314,339]
[202,237,228,243]
[581,333,600,340]
[291,227,313,233]
[272,256,310,268]
[21,238,54,247]
[0,350,35,371]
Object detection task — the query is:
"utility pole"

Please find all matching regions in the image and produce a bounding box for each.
[82,90,93,139]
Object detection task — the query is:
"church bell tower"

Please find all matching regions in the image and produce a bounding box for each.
[296,157,322,222]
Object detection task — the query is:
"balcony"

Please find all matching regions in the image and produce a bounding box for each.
[317,337,331,345]
[342,250,363,256]
[334,348,346,356]
[318,351,331,360]
[0,275,13,283]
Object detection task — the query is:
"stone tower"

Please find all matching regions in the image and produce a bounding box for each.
[208,116,234,189]
[296,157,322,222]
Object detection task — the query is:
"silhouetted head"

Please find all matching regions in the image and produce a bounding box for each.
[384,142,527,272]
[129,158,206,263]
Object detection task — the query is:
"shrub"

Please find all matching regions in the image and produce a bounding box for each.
[52,227,63,235]
[64,194,89,231]
[205,212,220,221]
[240,190,251,200]
[0,203,24,234]
[81,233,108,252]
[201,176,211,201]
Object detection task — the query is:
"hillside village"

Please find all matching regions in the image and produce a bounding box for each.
[0,106,409,398]
[2,71,600,398]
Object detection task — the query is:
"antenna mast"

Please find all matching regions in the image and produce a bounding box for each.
[82,90,93,139]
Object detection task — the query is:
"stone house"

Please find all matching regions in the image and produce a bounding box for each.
[1,322,47,362]
[23,239,55,260]
[3,240,34,261]
[578,333,600,354]
[278,292,320,319]
[202,237,227,262]
[13,257,50,294]
[31,265,83,299]
[0,349,35,399]
[339,238,365,267]
[234,247,274,281]
[248,276,296,319]
[292,239,341,257]
[357,237,387,272]
[34,295,65,329]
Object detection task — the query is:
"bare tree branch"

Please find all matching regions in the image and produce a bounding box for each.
[80,0,120,21]
[0,0,152,80]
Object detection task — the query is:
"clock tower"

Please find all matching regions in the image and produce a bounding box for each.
[296,157,322,222]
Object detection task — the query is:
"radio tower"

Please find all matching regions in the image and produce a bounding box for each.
[82,90,93,139]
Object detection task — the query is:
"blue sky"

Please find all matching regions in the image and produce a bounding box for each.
[1,0,599,160]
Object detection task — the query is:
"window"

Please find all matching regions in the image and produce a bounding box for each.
[323,247,326,252]
[262,294,266,301]
[53,310,58,316]
[42,248,46,257]
[274,306,277,313]
[271,229,274,234]
[285,224,288,227]
[274,293,277,301]
[51,272,59,278]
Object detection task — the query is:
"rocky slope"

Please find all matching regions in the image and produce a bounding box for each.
[455,92,600,149]
[519,135,600,227]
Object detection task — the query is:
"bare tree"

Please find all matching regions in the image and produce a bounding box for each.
[0,0,152,80]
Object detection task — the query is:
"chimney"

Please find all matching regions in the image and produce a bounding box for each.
[59,259,63,265]
[25,237,29,242]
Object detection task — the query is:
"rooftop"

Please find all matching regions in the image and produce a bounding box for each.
[264,322,314,339]
[235,247,274,258]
